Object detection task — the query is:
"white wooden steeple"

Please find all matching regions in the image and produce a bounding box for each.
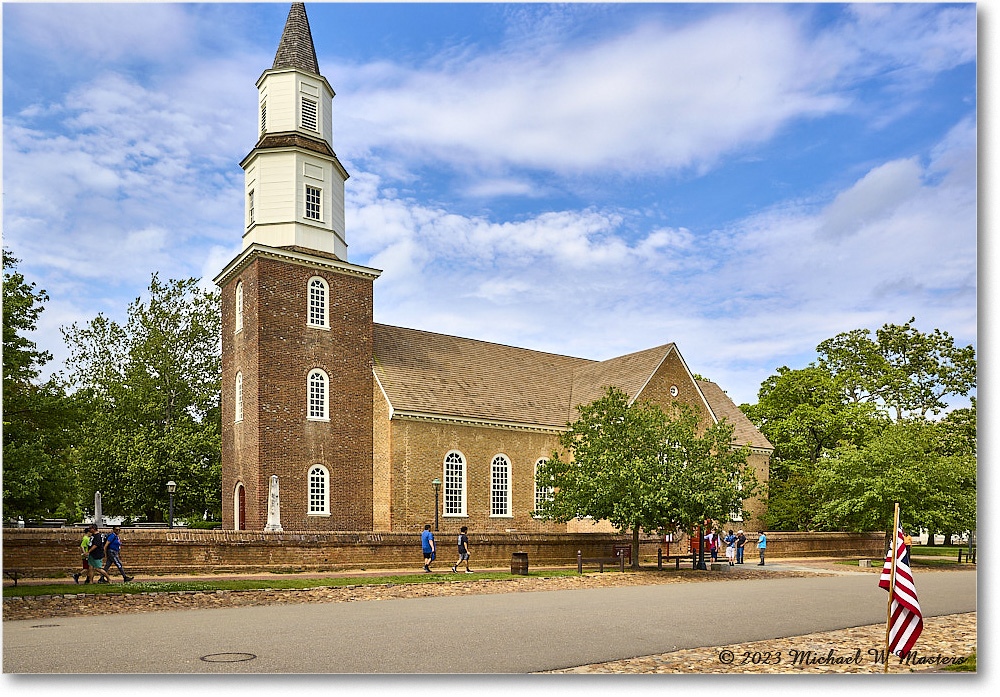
[240,3,349,259]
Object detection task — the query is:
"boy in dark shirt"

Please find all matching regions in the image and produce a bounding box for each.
[451,526,473,573]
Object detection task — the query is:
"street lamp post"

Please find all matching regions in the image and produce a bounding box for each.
[432,478,441,531]
[166,481,177,529]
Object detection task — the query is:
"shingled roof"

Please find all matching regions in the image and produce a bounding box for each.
[697,379,774,449]
[373,324,588,427]
[372,323,772,449]
[273,3,320,75]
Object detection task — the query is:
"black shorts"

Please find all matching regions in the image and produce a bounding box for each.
[423,552,433,560]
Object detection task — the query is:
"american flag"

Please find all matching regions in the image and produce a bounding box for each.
[879,523,923,655]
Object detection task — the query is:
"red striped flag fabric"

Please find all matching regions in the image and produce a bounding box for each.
[879,523,923,655]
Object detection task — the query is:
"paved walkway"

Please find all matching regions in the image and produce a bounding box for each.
[4,568,975,673]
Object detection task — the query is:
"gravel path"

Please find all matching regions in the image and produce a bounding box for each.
[543,612,976,673]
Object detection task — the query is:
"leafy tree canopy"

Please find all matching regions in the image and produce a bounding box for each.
[817,318,976,420]
[3,250,86,521]
[61,275,221,521]
[534,386,755,567]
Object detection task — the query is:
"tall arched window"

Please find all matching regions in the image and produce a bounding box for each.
[308,276,329,328]
[235,372,243,423]
[308,465,330,515]
[235,281,244,334]
[443,450,466,516]
[534,458,553,514]
[491,454,511,517]
[307,369,328,420]
[234,482,246,531]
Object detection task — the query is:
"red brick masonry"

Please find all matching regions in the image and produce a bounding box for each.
[3,529,883,576]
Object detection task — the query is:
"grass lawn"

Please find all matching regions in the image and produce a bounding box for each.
[942,652,976,672]
[3,569,585,598]
[911,545,973,557]
[835,557,971,568]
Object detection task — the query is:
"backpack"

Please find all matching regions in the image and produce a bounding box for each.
[88,532,105,558]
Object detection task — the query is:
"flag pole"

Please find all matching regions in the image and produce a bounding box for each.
[883,501,899,673]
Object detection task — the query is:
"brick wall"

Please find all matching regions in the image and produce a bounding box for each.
[221,251,375,532]
[3,529,885,576]
[389,418,569,534]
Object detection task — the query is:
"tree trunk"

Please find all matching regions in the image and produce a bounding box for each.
[944,532,953,546]
[927,533,937,547]
[632,528,640,570]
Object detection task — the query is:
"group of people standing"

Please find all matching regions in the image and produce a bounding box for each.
[704,528,768,566]
[420,524,474,574]
[73,524,134,584]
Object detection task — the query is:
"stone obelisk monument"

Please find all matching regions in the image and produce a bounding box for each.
[94,491,103,528]
[264,475,283,532]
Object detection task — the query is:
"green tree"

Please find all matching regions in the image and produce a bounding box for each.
[812,419,975,549]
[534,386,755,567]
[61,275,221,521]
[3,250,86,521]
[817,318,976,420]
[740,365,886,530]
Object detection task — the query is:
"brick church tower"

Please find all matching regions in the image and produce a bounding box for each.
[215,3,381,531]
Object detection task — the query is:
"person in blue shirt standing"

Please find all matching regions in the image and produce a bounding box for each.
[104,525,134,582]
[757,530,767,566]
[420,524,436,573]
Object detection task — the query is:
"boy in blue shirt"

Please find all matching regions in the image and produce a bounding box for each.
[421,524,435,572]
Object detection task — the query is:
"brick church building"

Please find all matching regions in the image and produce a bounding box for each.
[215,4,772,534]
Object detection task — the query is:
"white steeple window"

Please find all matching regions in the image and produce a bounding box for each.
[260,100,267,135]
[307,368,329,421]
[248,190,255,227]
[308,464,330,515]
[307,276,329,328]
[235,372,243,423]
[235,281,244,334]
[305,185,321,221]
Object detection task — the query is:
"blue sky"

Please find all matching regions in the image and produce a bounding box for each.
[2,2,979,409]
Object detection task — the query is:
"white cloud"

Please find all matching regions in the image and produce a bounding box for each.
[345,117,976,406]
[334,8,850,177]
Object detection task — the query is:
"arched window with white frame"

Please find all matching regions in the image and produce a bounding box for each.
[235,281,244,334]
[308,464,330,515]
[307,368,328,420]
[443,450,466,517]
[308,276,329,329]
[235,372,243,423]
[534,458,553,514]
[491,454,512,517]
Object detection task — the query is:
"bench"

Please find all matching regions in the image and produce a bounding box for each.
[657,548,692,570]
[577,550,626,573]
[3,569,32,587]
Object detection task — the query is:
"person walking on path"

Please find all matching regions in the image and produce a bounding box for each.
[104,525,134,582]
[421,524,436,573]
[705,529,718,562]
[73,529,91,584]
[86,524,112,583]
[736,530,747,564]
[724,530,736,566]
[903,531,913,563]
[757,530,767,566]
[451,526,473,573]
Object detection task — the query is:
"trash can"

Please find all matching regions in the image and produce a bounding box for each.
[511,552,529,575]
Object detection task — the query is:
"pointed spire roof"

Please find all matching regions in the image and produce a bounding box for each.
[273,3,320,75]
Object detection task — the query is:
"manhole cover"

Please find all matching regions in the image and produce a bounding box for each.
[31,624,61,628]
[200,652,257,663]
